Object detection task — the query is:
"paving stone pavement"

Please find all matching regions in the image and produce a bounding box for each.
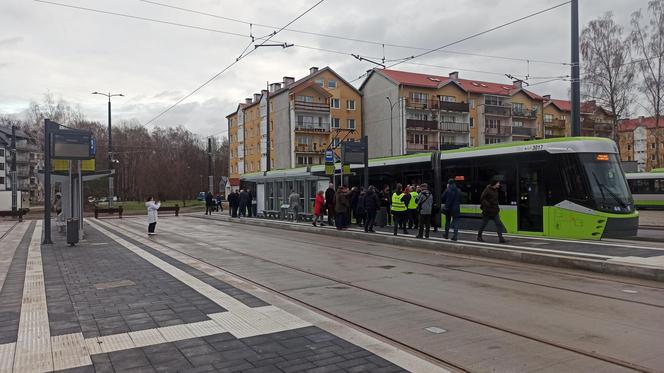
[54,326,406,373]
[42,226,226,338]
[0,222,34,344]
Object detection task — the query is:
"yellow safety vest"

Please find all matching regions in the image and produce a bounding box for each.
[391,193,406,212]
[408,191,419,209]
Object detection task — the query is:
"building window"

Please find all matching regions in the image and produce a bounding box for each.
[409,92,428,103]
[348,119,356,130]
[330,98,340,109]
[411,112,428,121]
[328,80,337,88]
[332,118,340,128]
[411,134,428,145]
[440,95,456,102]
[513,121,523,127]
[315,79,324,87]
[652,143,656,149]
[0,177,4,185]
[469,99,475,109]
[347,99,356,110]
[652,155,656,161]
[485,137,502,144]
[0,163,4,171]
[0,149,4,157]
[512,103,524,112]
[544,114,553,123]
[627,145,632,151]
[296,95,313,102]
[332,138,340,148]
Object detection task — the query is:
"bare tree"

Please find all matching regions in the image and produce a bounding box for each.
[631,0,664,169]
[581,12,635,143]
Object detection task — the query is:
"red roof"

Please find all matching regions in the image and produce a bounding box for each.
[619,117,663,132]
[378,69,542,99]
[544,99,612,115]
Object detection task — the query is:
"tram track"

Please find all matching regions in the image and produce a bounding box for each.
[100,218,659,373]
[0,221,19,241]
[185,215,664,302]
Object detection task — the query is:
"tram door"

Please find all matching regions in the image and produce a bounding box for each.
[517,162,545,232]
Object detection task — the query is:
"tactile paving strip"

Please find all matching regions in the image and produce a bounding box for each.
[51,333,91,371]
[0,342,16,372]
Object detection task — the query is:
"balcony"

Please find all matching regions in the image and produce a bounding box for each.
[295,144,324,154]
[512,108,538,119]
[406,119,438,130]
[483,126,512,136]
[512,126,537,137]
[439,122,470,132]
[582,119,613,133]
[545,119,566,129]
[293,100,330,113]
[294,121,330,133]
[405,99,469,112]
[406,143,438,152]
[440,142,469,150]
[484,105,511,116]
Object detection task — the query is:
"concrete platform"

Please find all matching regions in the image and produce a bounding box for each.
[194,213,664,282]
[0,220,443,373]
[90,216,664,372]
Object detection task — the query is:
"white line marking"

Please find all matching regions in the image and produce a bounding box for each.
[51,333,90,371]
[13,221,54,373]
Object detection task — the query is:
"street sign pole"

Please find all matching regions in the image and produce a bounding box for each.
[43,119,58,244]
[363,136,369,190]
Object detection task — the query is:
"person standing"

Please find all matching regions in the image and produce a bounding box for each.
[146,196,160,235]
[238,189,249,217]
[407,185,419,230]
[441,179,462,241]
[478,180,507,243]
[415,184,433,239]
[215,194,223,213]
[288,189,300,221]
[54,192,64,233]
[355,190,367,227]
[363,186,380,233]
[335,186,350,230]
[325,182,335,226]
[247,187,254,217]
[379,185,391,227]
[205,192,214,215]
[391,184,408,236]
[228,190,239,217]
[313,190,325,227]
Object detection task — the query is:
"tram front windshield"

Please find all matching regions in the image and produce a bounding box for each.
[580,153,633,213]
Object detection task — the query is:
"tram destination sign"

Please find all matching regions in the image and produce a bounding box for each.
[51,129,95,160]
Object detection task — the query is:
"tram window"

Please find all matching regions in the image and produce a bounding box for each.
[443,164,473,203]
[656,179,664,194]
[475,160,517,205]
[559,154,589,202]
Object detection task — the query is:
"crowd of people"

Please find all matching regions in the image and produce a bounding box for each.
[216,179,507,243]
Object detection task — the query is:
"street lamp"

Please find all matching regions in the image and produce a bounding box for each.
[386,97,401,156]
[92,91,124,207]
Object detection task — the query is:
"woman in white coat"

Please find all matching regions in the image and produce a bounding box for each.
[146,196,161,235]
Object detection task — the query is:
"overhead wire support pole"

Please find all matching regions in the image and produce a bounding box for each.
[570,0,581,137]
[92,91,124,207]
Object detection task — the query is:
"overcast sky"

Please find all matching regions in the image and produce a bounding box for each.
[0,0,650,139]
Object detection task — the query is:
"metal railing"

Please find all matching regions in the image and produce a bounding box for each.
[406,119,438,130]
[405,98,469,112]
[294,121,330,132]
[512,108,538,119]
[293,101,330,112]
[484,105,512,116]
[511,126,536,137]
[439,122,470,132]
[406,143,437,151]
[483,126,512,135]
[545,119,566,128]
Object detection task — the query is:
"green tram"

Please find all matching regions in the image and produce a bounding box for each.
[241,137,638,240]
[625,169,664,209]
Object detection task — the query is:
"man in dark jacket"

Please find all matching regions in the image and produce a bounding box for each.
[334,186,350,230]
[441,179,462,241]
[478,180,506,243]
[238,189,249,217]
[228,190,239,217]
[379,185,391,227]
[325,182,335,225]
[205,192,214,215]
[416,184,433,239]
[363,186,380,232]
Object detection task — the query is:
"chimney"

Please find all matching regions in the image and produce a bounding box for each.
[261,89,268,96]
[514,80,523,89]
[269,82,282,92]
[283,76,295,86]
[245,98,252,104]
[449,71,459,81]
[309,66,319,75]
[543,94,551,102]
[253,93,261,103]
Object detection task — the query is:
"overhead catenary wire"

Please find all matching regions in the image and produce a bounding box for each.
[142,0,326,126]
[139,0,569,66]
[350,1,572,83]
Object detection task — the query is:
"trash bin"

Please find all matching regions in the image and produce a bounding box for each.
[66,218,79,246]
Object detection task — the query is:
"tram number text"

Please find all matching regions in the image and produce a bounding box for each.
[524,144,544,152]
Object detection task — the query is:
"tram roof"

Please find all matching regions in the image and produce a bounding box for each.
[626,170,664,179]
[241,137,616,181]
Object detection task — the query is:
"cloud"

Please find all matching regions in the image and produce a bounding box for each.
[0,36,23,46]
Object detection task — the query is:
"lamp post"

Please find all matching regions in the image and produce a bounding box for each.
[386,97,401,156]
[92,91,123,207]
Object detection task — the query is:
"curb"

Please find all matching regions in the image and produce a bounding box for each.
[192,214,664,282]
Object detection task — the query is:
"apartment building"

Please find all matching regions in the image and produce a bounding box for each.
[618,116,664,171]
[542,98,615,139]
[0,126,36,193]
[227,66,362,183]
[360,69,545,157]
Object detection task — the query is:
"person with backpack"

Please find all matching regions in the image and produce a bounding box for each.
[205,192,214,215]
[478,179,507,243]
[415,184,433,239]
[441,179,462,241]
